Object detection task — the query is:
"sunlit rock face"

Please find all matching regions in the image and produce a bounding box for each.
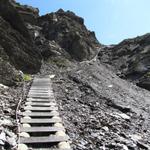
[38,9,101,61]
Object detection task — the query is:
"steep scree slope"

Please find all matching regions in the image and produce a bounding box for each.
[98,33,150,91]
[41,60,150,150]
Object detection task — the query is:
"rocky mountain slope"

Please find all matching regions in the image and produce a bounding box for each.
[0,0,150,150]
[98,33,150,91]
[0,0,41,85]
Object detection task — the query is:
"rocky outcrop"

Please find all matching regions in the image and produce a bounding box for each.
[98,33,150,91]
[38,9,100,61]
[12,1,39,25]
[0,0,41,85]
[0,46,19,86]
[0,0,102,85]
[0,0,30,38]
[0,15,41,73]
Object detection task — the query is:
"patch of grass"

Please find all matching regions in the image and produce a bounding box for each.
[23,74,32,81]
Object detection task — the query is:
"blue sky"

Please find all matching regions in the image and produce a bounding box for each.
[16,0,150,45]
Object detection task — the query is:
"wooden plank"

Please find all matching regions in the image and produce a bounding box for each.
[29,91,52,93]
[29,91,51,92]
[31,85,50,87]
[27,95,55,100]
[20,135,69,144]
[27,99,55,102]
[29,91,50,93]
[21,118,62,123]
[30,89,50,90]
[28,96,52,98]
[31,148,72,150]
[20,126,64,132]
[28,93,51,96]
[23,112,59,117]
[24,106,58,111]
[25,102,56,106]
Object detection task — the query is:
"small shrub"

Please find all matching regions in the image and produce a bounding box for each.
[23,74,32,81]
[145,72,150,77]
[48,57,69,68]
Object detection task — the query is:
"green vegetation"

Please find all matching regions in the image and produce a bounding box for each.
[144,72,150,78]
[23,74,32,81]
[48,57,70,68]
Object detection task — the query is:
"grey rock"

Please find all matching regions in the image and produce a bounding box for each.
[38,9,100,61]
[0,131,6,145]
[98,33,150,91]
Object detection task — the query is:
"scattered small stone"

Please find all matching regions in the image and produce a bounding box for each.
[0,84,8,89]
[108,84,113,88]
[122,144,129,150]
[0,119,13,126]
[137,141,150,150]
[91,132,99,138]
[130,134,142,142]
[6,136,16,147]
[115,112,130,120]
[0,131,6,145]
[49,74,55,79]
[3,108,11,114]
[102,126,109,132]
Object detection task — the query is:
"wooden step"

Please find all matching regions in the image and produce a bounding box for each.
[20,135,69,144]
[30,88,50,90]
[24,106,58,111]
[27,98,55,102]
[28,95,52,98]
[21,118,62,124]
[31,148,72,150]
[29,91,50,94]
[28,94,51,96]
[22,112,59,117]
[20,126,64,133]
[25,102,56,106]
[29,91,51,93]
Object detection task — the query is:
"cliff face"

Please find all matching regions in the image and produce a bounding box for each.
[11,0,39,25]
[99,33,150,91]
[0,0,101,85]
[0,0,41,85]
[38,9,100,61]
